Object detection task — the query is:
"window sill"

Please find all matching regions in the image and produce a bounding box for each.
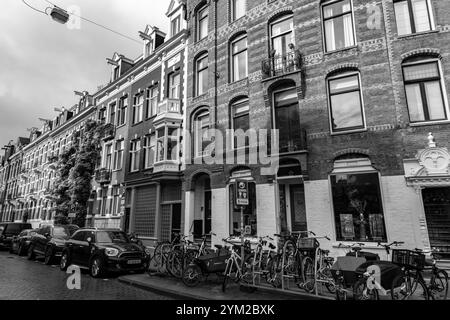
[193,93,208,100]
[323,45,358,56]
[116,124,126,130]
[146,115,157,121]
[330,128,367,136]
[397,29,439,40]
[112,169,122,173]
[131,121,143,127]
[229,77,249,85]
[229,15,247,26]
[409,120,450,127]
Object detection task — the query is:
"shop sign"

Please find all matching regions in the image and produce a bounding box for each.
[235,180,249,206]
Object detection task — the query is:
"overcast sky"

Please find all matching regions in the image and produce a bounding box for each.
[0,0,170,149]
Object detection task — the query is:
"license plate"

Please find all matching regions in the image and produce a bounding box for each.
[127,260,141,265]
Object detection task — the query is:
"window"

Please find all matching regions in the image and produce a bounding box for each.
[270,14,294,58]
[231,98,250,148]
[112,186,120,216]
[133,94,144,124]
[113,66,120,81]
[171,15,181,36]
[113,140,124,170]
[231,34,248,82]
[330,159,387,242]
[146,86,158,118]
[109,102,116,124]
[98,107,107,123]
[273,87,303,153]
[130,139,141,172]
[403,59,447,123]
[99,188,108,216]
[328,72,365,132]
[168,73,181,99]
[394,0,434,36]
[117,96,128,126]
[197,5,209,41]
[145,41,152,57]
[232,0,246,21]
[155,127,180,162]
[195,53,209,96]
[193,111,210,157]
[322,0,355,52]
[144,134,156,168]
[104,144,113,170]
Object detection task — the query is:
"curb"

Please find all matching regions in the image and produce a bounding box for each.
[118,276,207,300]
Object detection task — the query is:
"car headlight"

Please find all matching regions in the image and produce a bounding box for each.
[105,248,119,257]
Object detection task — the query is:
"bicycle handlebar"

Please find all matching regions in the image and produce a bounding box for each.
[377,241,405,254]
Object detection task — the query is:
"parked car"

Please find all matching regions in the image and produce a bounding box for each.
[0,223,33,251]
[28,224,80,265]
[11,229,38,255]
[60,228,151,278]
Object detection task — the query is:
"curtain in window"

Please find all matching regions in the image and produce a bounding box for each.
[405,84,425,121]
[412,0,430,32]
[342,2,354,47]
[394,1,412,35]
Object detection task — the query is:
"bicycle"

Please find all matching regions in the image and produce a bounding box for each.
[249,235,278,287]
[221,237,253,293]
[148,233,182,275]
[391,248,448,300]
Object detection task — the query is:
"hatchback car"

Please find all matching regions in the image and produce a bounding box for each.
[11,229,38,255]
[60,228,150,278]
[0,223,33,251]
[28,224,80,265]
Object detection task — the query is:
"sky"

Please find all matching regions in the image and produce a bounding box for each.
[0,0,170,149]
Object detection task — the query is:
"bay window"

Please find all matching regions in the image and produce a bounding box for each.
[231,34,248,82]
[156,127,180,162]
[328,72,365,133]
[403,59,447,123]
[394,0,434,36]
[322,0,355,52]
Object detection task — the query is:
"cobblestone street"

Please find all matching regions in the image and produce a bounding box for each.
[0,251,172,300]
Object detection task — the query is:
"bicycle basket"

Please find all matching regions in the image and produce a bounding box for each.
[297,238,320,250]
[392,249,425,271]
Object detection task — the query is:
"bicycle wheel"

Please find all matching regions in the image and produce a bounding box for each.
[391,274,429,300]
[353,278,379,300]
[282,240,298,276]
[168,250,184,278]
[266,255,282,288]
[302,256,315,293]
[182,264,202,287]
[429,270,449,300]
[148,242,169,274]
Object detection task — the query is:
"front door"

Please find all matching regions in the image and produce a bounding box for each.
[423,187,450,257]
[279,183,307,233]
[171,203,182,237]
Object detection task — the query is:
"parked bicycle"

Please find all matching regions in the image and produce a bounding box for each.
[148,233,183,275]
[415,248,449,300]
[221,237,253,293]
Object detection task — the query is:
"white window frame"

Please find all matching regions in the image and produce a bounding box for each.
[196,53,209,96]
[144,134,156,169]
[231,0,246,22]
[393,0,435,36]
[231,34,248,82]
[129,139,141,173]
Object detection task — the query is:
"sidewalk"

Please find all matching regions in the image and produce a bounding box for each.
[118,273,328,300]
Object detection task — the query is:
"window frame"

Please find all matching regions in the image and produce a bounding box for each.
[132,93,144,125]
[231,0,246,22]
[113,140,124,171]
[231,98,250,150]
[168,72,181,100]
[193,110,210,158]
[393,0,435,36]
[143,134,156,169]
[197,5,209,41]
[117,96,128,127]
[129,139,141,173]
[270,13,295,57]
[195,53,209,96]
[230,34,248,83]
[146,86,159,119]
[321,0,356,53]
[108,101,117,125]
[326,71,367,134]
[402,58,449,124]
[171,15,181,37]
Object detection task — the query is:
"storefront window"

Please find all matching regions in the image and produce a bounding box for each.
[229,182,257,237]
[330,172,387,242]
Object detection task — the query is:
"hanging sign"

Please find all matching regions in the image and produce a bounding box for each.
[235,180,249,207]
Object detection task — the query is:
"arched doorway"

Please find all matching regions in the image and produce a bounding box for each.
[277,159,307,234]
[192,173,212,241]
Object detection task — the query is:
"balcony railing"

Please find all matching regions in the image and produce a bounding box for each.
[102,123,116,142]
[157,98,181,114]
[261,50,302,79]
[95,168,112,184]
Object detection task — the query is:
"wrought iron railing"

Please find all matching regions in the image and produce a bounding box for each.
[261,50,302,79]
[95,168,112,184]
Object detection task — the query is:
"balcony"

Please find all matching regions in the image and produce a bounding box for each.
[154,99,182,125]
[261,50,302,80]
[102,123,116,142]
[153,160,181,174]
[95,168,112,184]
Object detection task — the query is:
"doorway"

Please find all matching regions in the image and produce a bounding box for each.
[279,183,307,234]
[423,187,450,257]
[192,174,212,241]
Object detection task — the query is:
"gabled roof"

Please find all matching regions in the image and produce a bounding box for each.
[166,0,186,17]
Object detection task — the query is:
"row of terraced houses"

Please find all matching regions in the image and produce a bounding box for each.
[1,0,450,258]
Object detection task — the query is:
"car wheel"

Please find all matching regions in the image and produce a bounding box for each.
[27,245,36,261]
[90,257,104,278]
[60,252,70,271]
[44,247,54,265]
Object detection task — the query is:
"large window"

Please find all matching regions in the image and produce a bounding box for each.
[197,5,209,41]
[117,96,128,126]
[231,0,246,21]
[196,53,209,96]
[144,134,156,168]
[273,87,303,153]
[394,0,434,36]
[171,15,181,37]
[146,86,158,118]
[113,140,124,170]
[328,72,365,133]
[403,59,447,123]
[168,73,181,99]
[104,144,113,170]
[130,139,141,172]
[133,94,144,124]
[99,188,108,217]
[155,127,180,162]
[193,111,210,157]
[270,14,294,58]
[231,34,248,82]
[231,98,250,149]
[330,165,387,242]
[322,0,355,52]
[109,102,116,124]
[111,186,120,216]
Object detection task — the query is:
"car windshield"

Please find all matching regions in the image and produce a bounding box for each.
[53,226,78,239]
[5,224,30,235]
[96,231,130,244]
